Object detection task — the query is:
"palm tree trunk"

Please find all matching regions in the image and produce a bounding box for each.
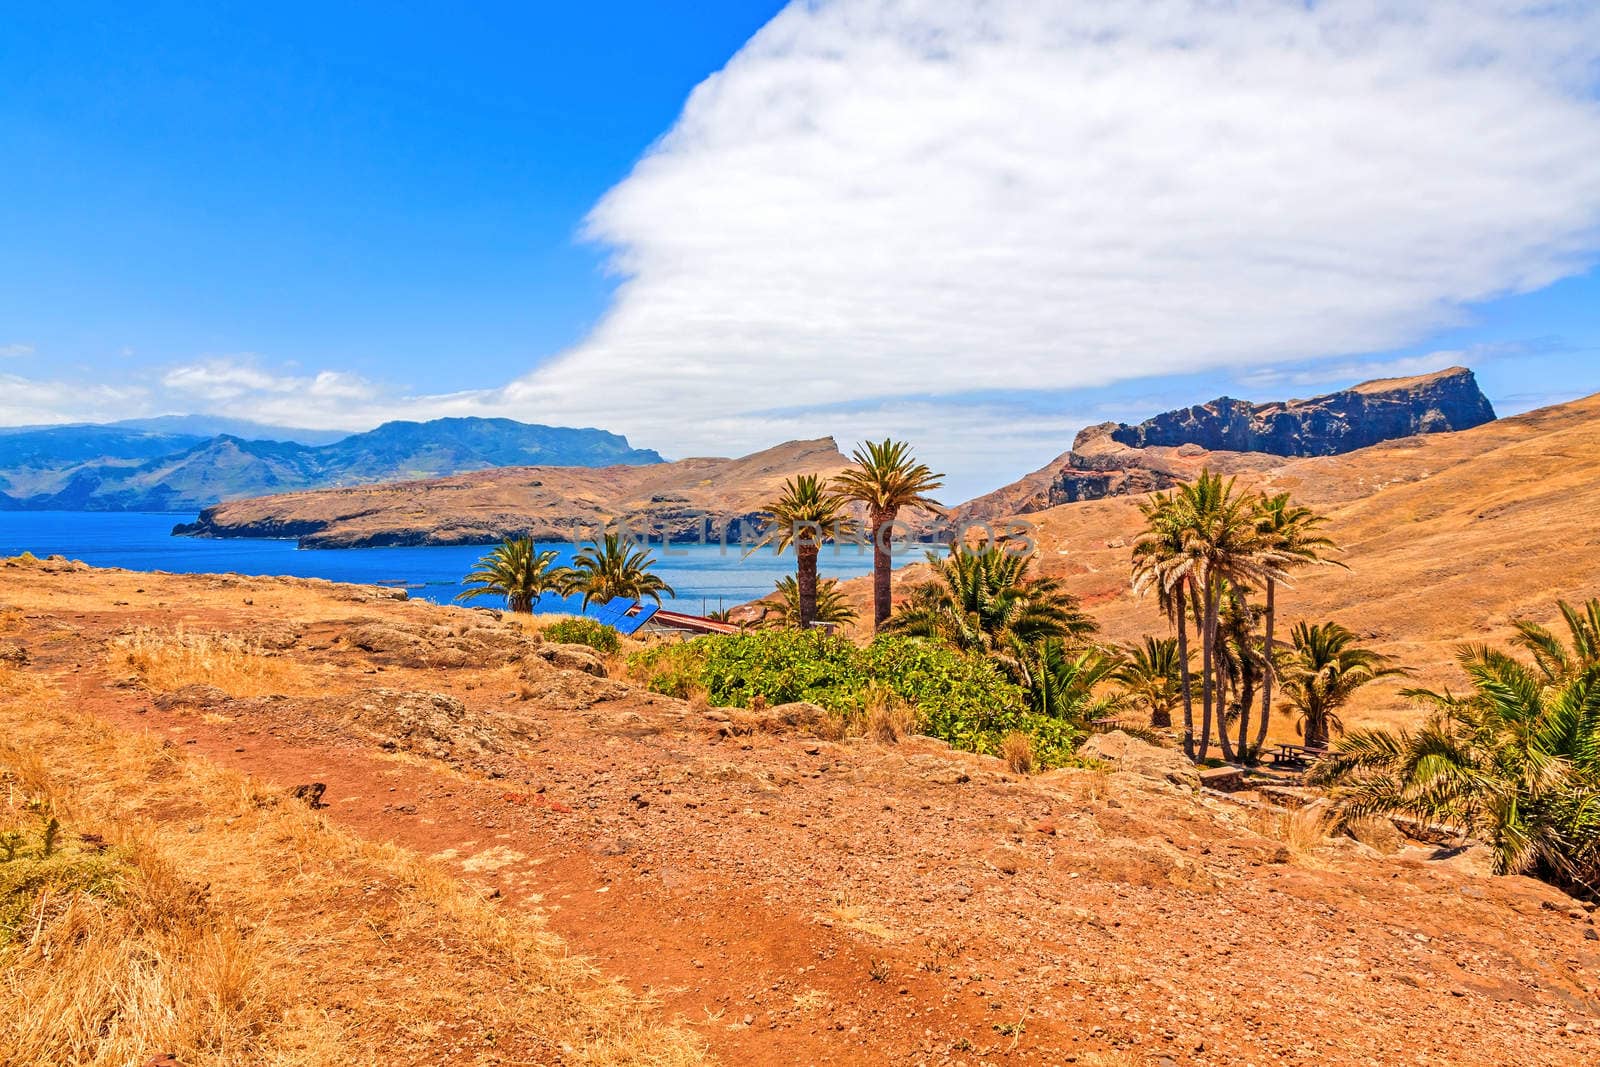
[1218,664,1238,763]
[1197,576,1217,762]
[1176,602,1196,761]
[1253,578,1277,754]
[1236,659,1257,763]
[797,542,819,628]
[871,507,894,632]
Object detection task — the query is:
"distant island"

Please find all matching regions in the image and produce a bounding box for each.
[0,417,662,512]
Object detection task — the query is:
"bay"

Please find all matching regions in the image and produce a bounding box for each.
[0,511,889,614]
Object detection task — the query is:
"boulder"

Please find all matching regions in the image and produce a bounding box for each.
[536,642,607,677]
[1344,815,1408,856]
[1078,730,1199,789]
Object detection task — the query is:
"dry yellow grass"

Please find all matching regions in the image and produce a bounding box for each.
[106,626,313,698]
[1251,803,1335,858]
[863,686,918,744]
[1000,731,1036,775]
[0,689,707,1067]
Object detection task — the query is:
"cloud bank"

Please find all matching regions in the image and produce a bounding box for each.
[502,0,1600,481]
[8,1,1600,496]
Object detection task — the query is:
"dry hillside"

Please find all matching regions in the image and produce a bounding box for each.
[175,437,853,548]
[838,392,1600,733]
[1,558,1596,1065]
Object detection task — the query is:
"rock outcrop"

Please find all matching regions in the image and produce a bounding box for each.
[1046,367,1494,506]
[1107,367,1495,455]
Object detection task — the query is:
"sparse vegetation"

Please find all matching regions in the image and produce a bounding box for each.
[108,626,306,697]
[0,682,704,1066]
[1313,607,1600,894]
[1000,731,1036,775]
[542,616,622,654]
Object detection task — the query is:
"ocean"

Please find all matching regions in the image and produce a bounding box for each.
[0,511,889,614]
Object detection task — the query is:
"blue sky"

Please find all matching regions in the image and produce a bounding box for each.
[3,2,1599,499]
[1,2,784,391]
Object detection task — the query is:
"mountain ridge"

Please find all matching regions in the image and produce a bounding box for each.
[0,416,663,512]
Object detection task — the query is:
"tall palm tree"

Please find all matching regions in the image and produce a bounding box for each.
[1115,635,1188,729]
[568,532,676,608]
[1312,642,1600,889]
[1250,492,1342,756]
[1512,598,1600,685]
[832,439,944,631]
[768,575,858,628]
[1131,489,1203,756]
[455,537,571,613]
[751,474,856,628]
[1136,473,1284,761]
[885,544,1096,681]
[1277,621,1407,748]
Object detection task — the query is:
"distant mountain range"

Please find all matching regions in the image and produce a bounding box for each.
[0,418,663,512]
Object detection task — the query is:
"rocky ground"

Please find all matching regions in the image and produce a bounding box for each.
[3,557,1598,1065]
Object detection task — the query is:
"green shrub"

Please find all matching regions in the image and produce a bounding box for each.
[1,817,127,946]
[626,631,1086,767]
[541,616,620,654]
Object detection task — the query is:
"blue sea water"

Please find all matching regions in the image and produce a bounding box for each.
[0,511,885,614]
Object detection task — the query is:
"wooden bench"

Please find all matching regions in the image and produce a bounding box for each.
[1261,743,1329,769]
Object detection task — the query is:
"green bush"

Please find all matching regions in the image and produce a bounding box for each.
[541,616,620,654]
[626,630,1085,767]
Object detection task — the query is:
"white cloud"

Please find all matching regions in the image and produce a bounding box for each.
[6,1,1600,500]
[0,344,34,359]
[491,0,1600,487]
[0,374,147,425]
[162,357,382,402]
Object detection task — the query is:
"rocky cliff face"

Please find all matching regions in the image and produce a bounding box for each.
[1106,367,1495,455]
[1045,367,1496,507]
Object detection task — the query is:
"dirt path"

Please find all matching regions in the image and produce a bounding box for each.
[7,565,1600,1066]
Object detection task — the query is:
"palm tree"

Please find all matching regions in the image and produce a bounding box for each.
[1025,641,1123,724]
[1132,490,1203,756]
[1115,635,1188,729]
[1512,598,1600,685]
[1214,586,1268,752]
[1180,473,1288,762]
[455,537,571,613]
[1250,492,1342,757]
[1311,642,1600,889]
[832,439,944,631]
[1134,473,1284,761]
[769,576,858,628]
[885,544,1096,681]
[751,474,856,628]
[1277,621,1407,748]
[568,532,676,608]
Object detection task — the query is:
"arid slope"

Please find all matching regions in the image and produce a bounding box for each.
[845,392,1600,732]
[2,559,1598,1064]
[176,437,851,548]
